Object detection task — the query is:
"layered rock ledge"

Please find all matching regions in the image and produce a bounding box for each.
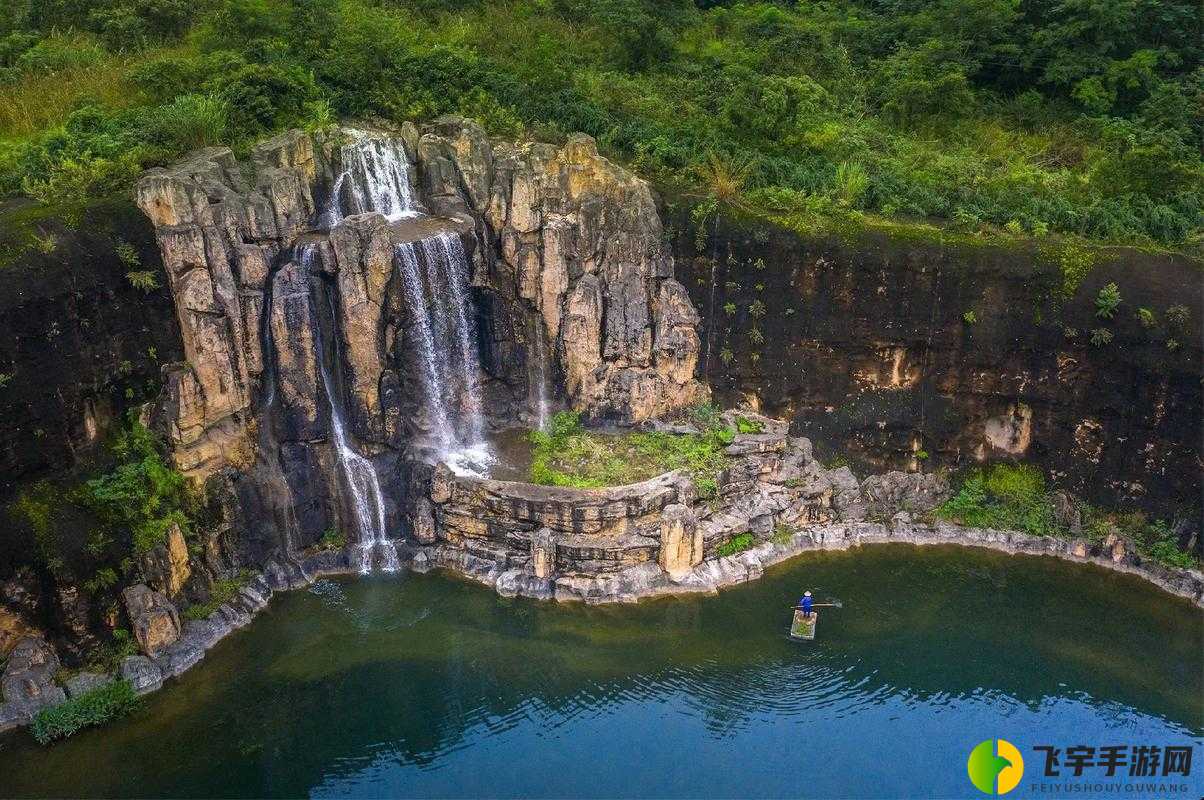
[5,425,1198,733]
[405,411,1203,606]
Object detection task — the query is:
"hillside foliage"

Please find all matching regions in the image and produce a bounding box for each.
[0,0,1200,246]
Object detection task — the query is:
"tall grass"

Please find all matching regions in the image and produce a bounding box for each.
[30,679,139,744]
[152,93,229,150]
[0,57,139,141]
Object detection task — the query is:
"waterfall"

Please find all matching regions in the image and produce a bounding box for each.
[421,232,485,444]
[530,322,550,431]
[326,132,419,226]
[395,241,455,451]
[300,244,398,574]
[394,234,492,476]
[320,132,494,478]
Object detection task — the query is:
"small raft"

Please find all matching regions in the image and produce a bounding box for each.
[789,609,818,640]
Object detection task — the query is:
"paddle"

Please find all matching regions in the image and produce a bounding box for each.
[788,601,842,609]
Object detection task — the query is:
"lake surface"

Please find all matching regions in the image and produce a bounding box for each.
[1,545,1200,798]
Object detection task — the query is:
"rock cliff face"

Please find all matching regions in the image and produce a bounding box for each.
[0,200,181,505]
[677,216,1202,517]
[133,118,707,562]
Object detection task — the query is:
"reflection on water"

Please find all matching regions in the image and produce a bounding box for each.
[0,545,1199,799]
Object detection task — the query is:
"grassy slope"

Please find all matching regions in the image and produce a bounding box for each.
[0,0,1200,255]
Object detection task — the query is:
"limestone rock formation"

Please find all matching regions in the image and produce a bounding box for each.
[860,471,951,519]
[137,119,706,486]
[122,584,182,657]
[134,119,710,570]
[531,529,557,579]
[141,522,192,598]
[419,121,708,421]
[658,504,702,580]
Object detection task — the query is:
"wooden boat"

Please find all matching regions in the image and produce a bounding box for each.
[789,609,818,640]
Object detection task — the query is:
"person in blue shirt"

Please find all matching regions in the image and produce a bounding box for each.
[799,591,813,618]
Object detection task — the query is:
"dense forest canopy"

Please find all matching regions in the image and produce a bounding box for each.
[0,0,1200,246]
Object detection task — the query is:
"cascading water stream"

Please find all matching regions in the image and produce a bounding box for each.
[299,244,399,573]
[326,132,419,226]
[530,322,550,431]
[394,234,491,476]
[324,131,494,477]
[395,241,455,452]
[420,232,485,445]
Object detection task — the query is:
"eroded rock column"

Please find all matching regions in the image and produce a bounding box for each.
[658,504,702,580]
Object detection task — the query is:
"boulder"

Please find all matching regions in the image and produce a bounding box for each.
[122,584,182,657]
[0,604,38,660]
[411,497,437,544]
[827,467,868,522]
[119,655,163,695]
[0,637,65,720]
[154,639,204,678]
[1102,534,1131,564]
[1051,491,1083,535]
[64,671,114,699]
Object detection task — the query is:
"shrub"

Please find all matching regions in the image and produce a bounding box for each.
[962,310,977,325]
[936,464,1057,537]
[832,161,868,208]
[1136,307,1156,328]
[31,679,139,744]
[85,629,138,674]
[716,532,755,557]
[126,270,159,291]
[1095,282,1122,318]
[1090,328,1113,346]
[686,402,723,433]
[8,480,66,577]
[317,526,346,551]
[1165,304,1190,330]
[75,417,193,556]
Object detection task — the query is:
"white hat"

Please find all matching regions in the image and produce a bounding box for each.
[804,591,812,596]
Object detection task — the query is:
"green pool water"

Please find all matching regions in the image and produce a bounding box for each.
[1,544,1200,798]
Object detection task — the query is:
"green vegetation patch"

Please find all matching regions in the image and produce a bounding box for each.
[183,570,253,621]
[528,409,733,498]
[733,415,763,434]
[75,417,195,556]
[30,679,139,745]
[716,532,755,557]
[1,0,1201,250]
[937,464,1198,569]
[937,463,1057,536]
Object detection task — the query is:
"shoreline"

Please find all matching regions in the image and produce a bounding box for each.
[414,518,1204,607]
[2,519,1198,737]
